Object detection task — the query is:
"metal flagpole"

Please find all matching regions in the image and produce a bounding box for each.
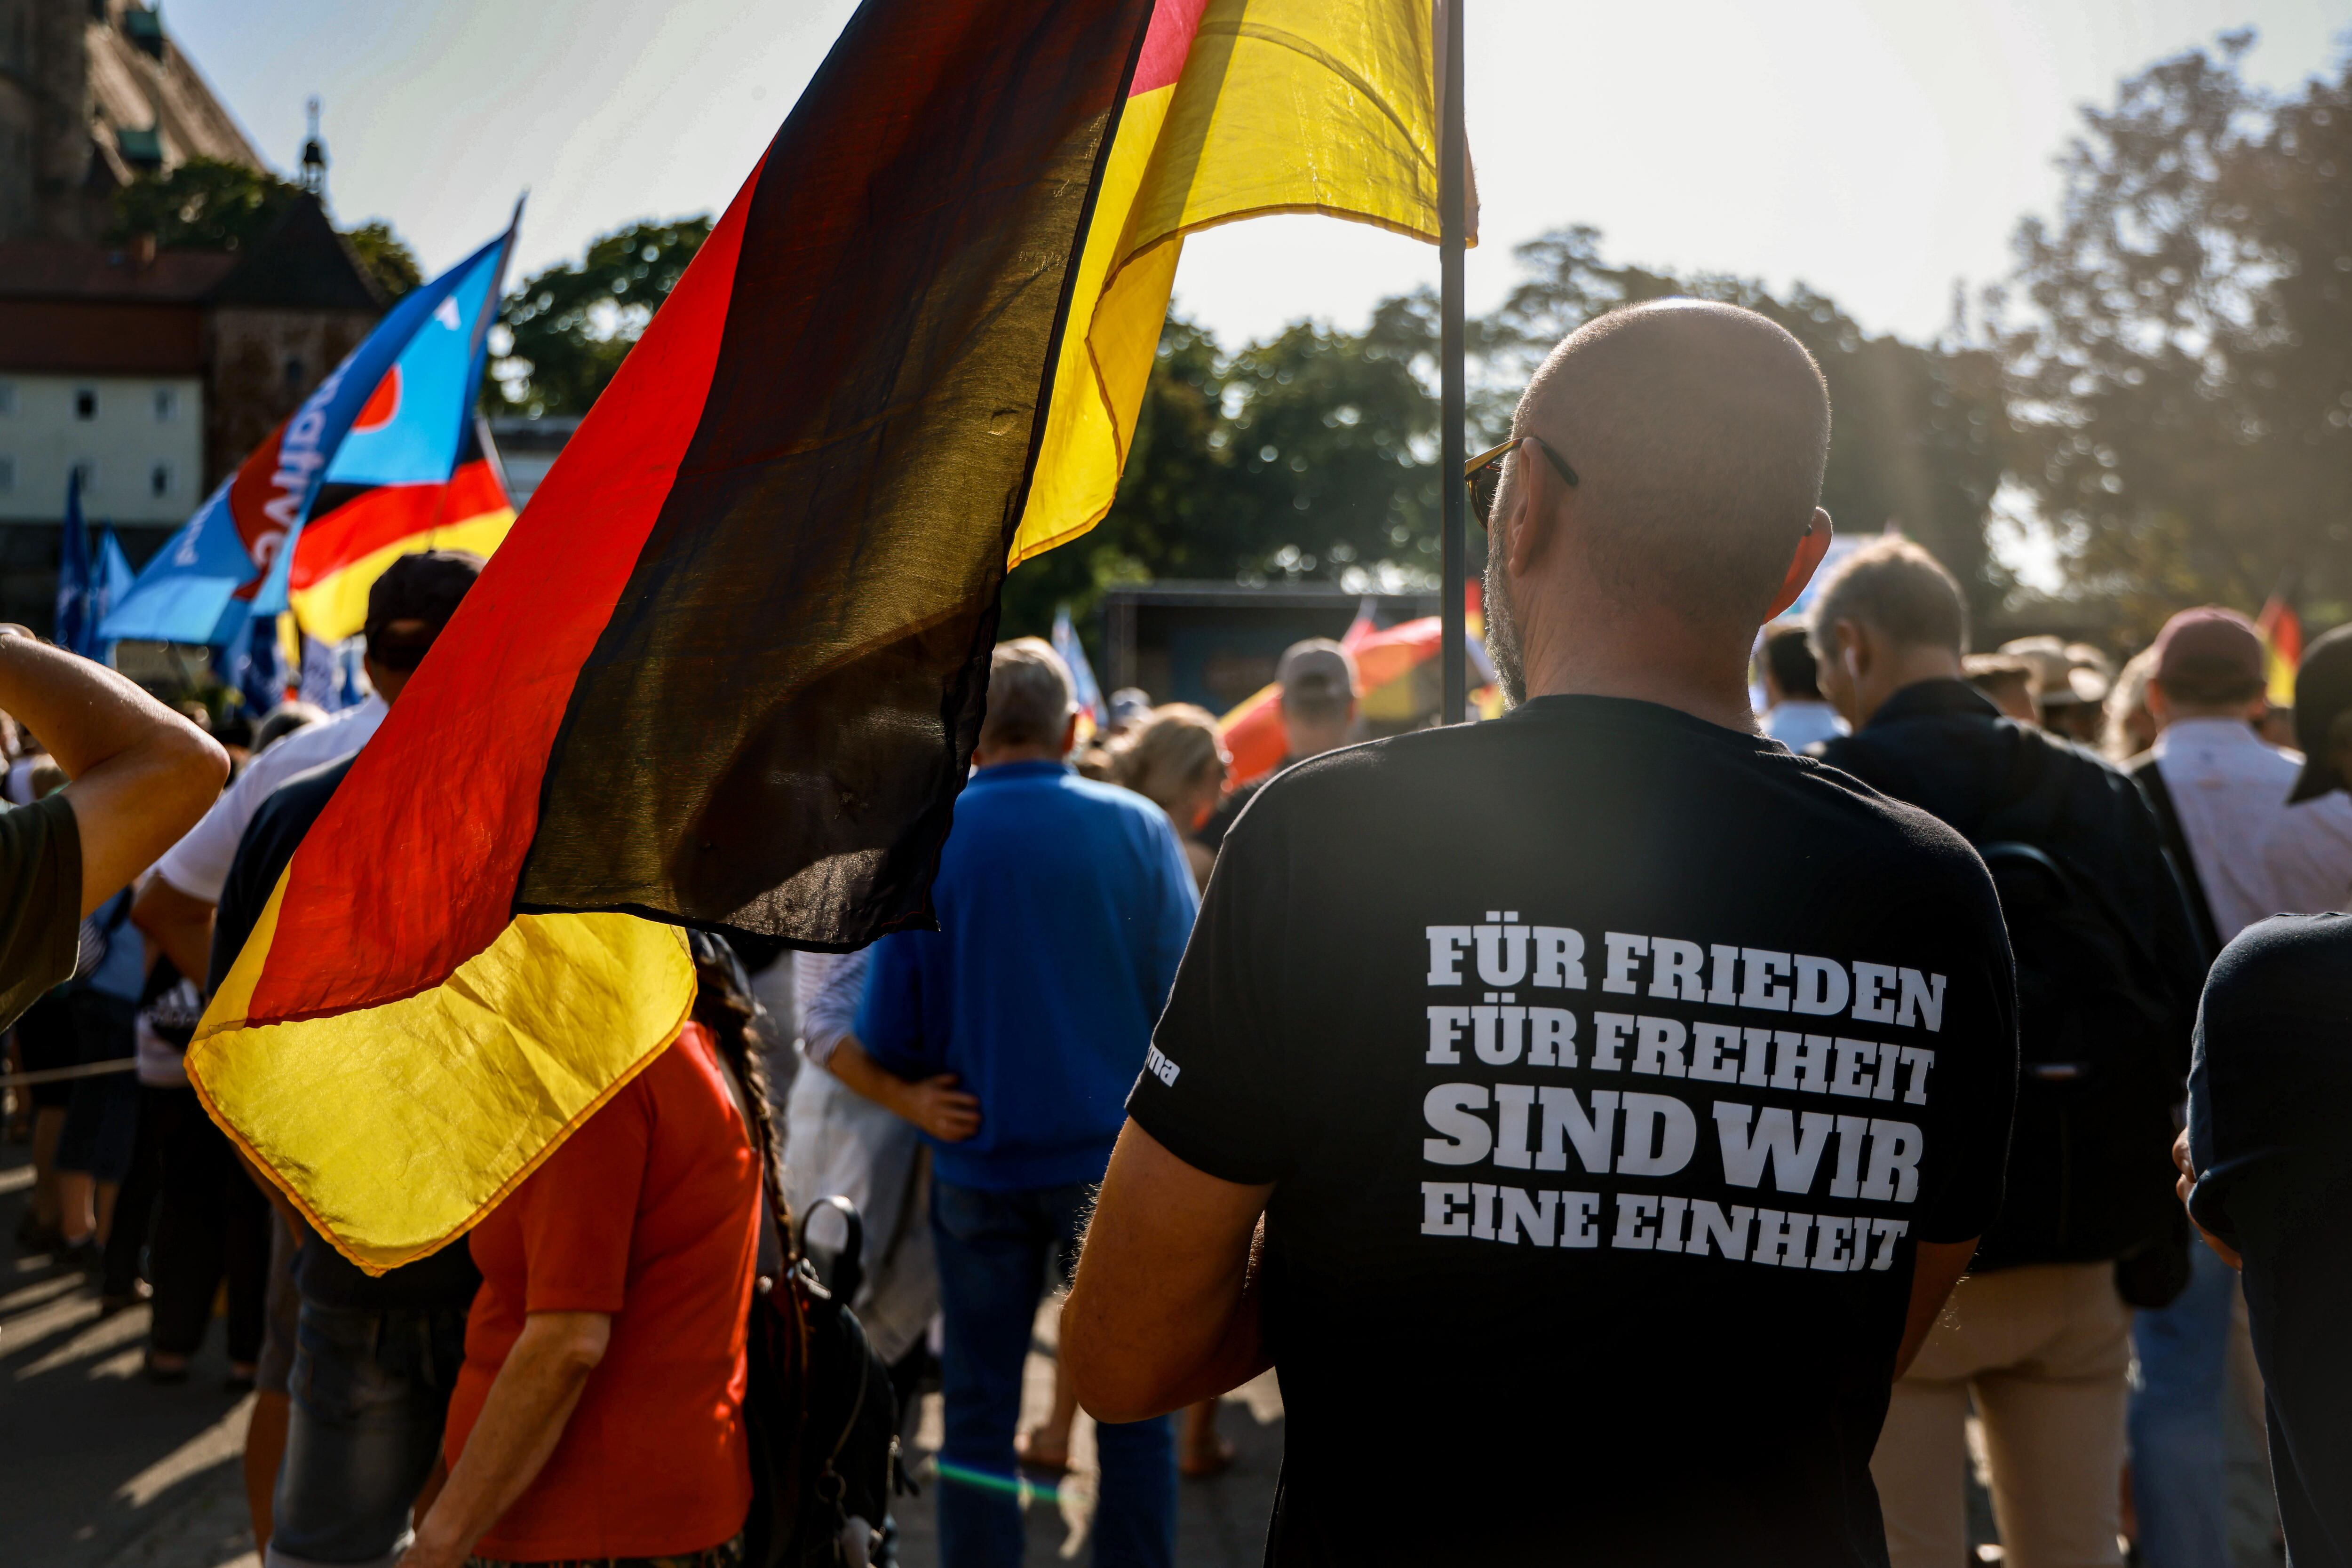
[1438,0,1468,726]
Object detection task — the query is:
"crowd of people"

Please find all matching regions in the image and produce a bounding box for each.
[5,296,2352,1568]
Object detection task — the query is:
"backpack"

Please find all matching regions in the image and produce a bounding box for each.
[741,1198,903,1568]
[1972,837,2187,1289]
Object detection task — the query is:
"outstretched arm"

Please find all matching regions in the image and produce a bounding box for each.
[0,627,225,914]
[1062,1119,1273,1424]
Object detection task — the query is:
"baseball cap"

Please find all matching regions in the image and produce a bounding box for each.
[2151,606,2265,690]
[2289,624,2352,802]
[1277,639,1358,711]
[363,549,485,671]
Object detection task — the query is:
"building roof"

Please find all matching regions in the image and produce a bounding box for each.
[83,3,261,191]
[208,196,383,311]
[0,242,240,303]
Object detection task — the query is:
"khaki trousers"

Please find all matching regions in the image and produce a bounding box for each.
[1872,1262,2131,1568]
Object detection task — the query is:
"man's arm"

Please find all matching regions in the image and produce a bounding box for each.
[131,873,215,983]
[825,1034,979,1143]
[1897,1239,1977,1378]
[0,628,225,915]
[396,1311,610,1568]
[1063,1119,1273,1424]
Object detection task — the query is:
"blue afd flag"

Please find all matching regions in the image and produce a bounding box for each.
[96,529,134,619]
[99,221,519,649]
[1052,604,1103,731]
[55,471,98,657]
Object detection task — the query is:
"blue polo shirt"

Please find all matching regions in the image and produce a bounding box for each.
[855,759,1198,1191]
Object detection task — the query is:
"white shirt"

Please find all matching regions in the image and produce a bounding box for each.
[2257,791,2352,919]
[1763,699,1847,752]
[793,946,873,1070]
[2151,717,2324,942]
[154,696,387,903]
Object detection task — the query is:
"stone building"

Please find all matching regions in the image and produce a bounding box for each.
[0,1,384,627]
[0,0,258,244]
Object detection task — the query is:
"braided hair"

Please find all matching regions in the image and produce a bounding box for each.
[687,931,794,1257]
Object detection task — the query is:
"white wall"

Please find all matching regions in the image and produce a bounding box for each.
[0,372,205,525]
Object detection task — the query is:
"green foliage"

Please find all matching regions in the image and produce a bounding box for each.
[342,220,422,301]
[490,217,713,416]
[108,156,297,251]
[106,156,424,304]
[1006,228,2009,640]
[1990,37,2352,636]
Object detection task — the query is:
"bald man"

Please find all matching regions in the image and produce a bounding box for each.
[1062,301,2018,1565]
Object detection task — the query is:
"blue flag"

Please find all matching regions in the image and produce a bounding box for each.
[55,471,97,658]
[1052,604,1103,731]
[100,221,520,650]
[227,616,288,720]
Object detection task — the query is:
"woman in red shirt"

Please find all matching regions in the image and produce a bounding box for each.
[398,936,773,1568]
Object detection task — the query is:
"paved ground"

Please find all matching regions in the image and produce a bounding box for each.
[0,1136,1282,1568]
[1,1129,2278,1568]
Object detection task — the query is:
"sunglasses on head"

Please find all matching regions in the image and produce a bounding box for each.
[1464,434,1579,530]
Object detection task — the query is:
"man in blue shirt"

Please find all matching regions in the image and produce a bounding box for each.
[842,636,1196,1568]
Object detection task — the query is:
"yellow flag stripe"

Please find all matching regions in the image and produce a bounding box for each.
[287,509,518,645]
[1011,0,1453,568]
[191,887,695,1274]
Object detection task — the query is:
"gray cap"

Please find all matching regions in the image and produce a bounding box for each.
[1278,639,1358,710]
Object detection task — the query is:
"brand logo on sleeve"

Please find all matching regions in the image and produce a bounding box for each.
[1144,1045,1181,1087]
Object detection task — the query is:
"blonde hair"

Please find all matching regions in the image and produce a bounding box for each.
[1108,705,1226,816]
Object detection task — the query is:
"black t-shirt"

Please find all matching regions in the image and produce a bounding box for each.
[1129,696,2018,1567]
[212,755,481,1314]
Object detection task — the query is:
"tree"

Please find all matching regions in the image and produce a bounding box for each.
[1006,226,2009,643]
[109,157,423,305]
[107,156,422,302]
[109,156,296,252]
[490,217,712,416]
[1483,228,2009,628]
[343,220,421,301]
[1990,38,2352,634]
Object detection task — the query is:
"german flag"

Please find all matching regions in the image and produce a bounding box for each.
[192,0,1455,1272]
[2257,574,2304,708]
[287,423,516,643]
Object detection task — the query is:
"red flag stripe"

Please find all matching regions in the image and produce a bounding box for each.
[246,160,763,1023]
[287,460,509,591]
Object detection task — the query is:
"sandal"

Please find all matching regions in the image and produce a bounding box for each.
[142,1352,191,1385]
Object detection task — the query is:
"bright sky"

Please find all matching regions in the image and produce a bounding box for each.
[168,0,2345,350]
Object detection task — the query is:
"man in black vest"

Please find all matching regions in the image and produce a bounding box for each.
[1808,538,2204,1568]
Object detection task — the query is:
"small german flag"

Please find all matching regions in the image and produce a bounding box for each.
[193,0,1456,1271]
[2257,572,2304,708]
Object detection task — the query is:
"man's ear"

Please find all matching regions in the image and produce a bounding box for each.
[1764,509,1834,621]
[1504,444,1566,580]
[1833,618,1868,683]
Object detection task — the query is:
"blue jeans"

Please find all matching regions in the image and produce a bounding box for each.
[931,1180,1174,1568]
[2130,1243,2238,1568]
[267,1300,471,1568]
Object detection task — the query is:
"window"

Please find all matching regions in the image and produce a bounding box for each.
[0,381,16,416]
[149,462,174,499]
[70,459,95,495]
[0,456,13,494]
[74,388,96,420]
[283,357,306,395]
[153,387,176,422]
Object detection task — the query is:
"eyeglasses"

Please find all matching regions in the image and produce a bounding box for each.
[1464,435,1579,530]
